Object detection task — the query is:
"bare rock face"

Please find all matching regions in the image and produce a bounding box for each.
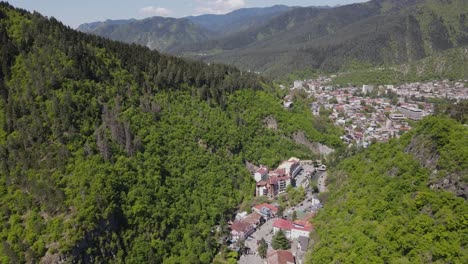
[293,131,334,156]
[263,115,278,130]
[405,134,467,199]
[404,134,440,170]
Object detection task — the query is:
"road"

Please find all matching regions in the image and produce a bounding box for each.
[239,219,275,264]
[317,171,327,192]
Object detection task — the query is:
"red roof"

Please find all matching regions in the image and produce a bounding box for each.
[277,175,290,181]
[270,168,286,177]
[274,219,313,232]
[243,212,263,225]
[230,221,252,233]
[256,180,268,186]
[293,220,314,231]
[256,167,268,175]
[254,203,278,213]
[267,250,295,264]
[269,176,278,185]
[273,219,293,230]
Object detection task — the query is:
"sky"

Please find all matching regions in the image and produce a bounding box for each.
[8,0,369,28]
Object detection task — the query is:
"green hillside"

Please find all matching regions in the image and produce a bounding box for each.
[0,3,340,263]
[308,116,468,263]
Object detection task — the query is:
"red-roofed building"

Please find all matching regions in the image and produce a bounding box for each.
[256,181,268,196]
[253,203,278,219]
[267,250,295,264]
[255,167,269,182]
[230,221,255,242]
[273,218,313,239]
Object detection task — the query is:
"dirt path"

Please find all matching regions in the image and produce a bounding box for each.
[318,171,328,192]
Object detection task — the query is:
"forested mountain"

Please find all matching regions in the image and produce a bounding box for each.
[186,5,295,35]
[77,16,214,52]
[181,0,468,76]
[80,0,467,77]
[0,3,341,263]
[308,116,468,263]
[77,5,294,53]
[77,19,136,32]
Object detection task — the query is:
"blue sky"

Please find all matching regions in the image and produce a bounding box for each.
[8,0,368,28]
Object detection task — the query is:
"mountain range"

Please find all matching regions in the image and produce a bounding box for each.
[77,5,294,52]
[79,0,468,76]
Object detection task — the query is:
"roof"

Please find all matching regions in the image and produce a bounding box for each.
[243,212,263,225]
[256,167,268,175]
[254,203,279,213]
[256,180,268,187]
[273,219,293,230]
[267,250,295,264]
[298,236,309,250]
[274,219,313,232]
[277,175,290,181]
[292,220,313,232]
[270,168,286,177]
[230,221,253,233]
[269,176,278,185]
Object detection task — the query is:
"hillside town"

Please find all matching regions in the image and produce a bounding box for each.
[223,157,326,264]
[284,77,467,147]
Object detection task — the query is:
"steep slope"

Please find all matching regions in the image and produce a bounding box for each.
[0,3,340,263]
[77,16,214,51]
[308,116,468,263]
[186,5,295,35]
[186,0,468,76]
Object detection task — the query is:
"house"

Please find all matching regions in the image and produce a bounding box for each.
[256,181,269,196]
[277,158,302,178]
[243,212,265,227]
[273,219,313,240]
[253,203,278,219]
[362,85,374,94]
[398,106,423,120]
[255,167,269,182]
[267,250,295,264]
[230,221,255,242]
[277,176,291,194]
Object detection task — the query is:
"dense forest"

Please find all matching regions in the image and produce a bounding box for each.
[0,3,341,263]
[308,116,468,263]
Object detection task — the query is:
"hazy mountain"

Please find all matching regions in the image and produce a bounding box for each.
[76,6,295,52]
[186,5,296,35]
[77,16,214,51]
[180,0,468,75]
[77,18,136,32]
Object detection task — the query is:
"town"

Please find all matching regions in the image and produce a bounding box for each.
[284,77,467,147]
[220,157,326,264]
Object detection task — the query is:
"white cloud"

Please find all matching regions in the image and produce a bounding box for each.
[139,6,172,17]
[195,0,246,15]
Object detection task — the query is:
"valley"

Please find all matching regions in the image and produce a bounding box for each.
[0,1,467,264]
